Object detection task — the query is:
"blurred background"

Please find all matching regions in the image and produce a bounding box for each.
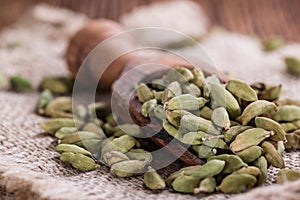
[0,0,300,41]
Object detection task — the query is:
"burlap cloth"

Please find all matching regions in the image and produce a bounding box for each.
[0,5,299,200]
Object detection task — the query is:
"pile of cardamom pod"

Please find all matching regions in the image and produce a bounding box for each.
[37,67,300,195]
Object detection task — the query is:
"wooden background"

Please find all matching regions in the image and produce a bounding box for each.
[0,0,300,41]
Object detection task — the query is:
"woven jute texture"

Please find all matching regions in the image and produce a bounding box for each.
[0,5,299,200]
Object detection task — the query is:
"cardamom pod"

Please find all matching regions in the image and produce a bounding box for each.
[263,36,283,51]
[39,118,76,135]
[126,149,152,165]
[224,125,252,143]
[36,89,54,114]
[217,173,257,193]
[261,141,285,168]
[211,107,230,130]
[117,124,141,137]
[55,144,92,157]
[110,160,146,177]
[271,105,300,122]
[143,166,166,190]
[255,117,286,142]
[10,75,32,92]
[194,177,216,194]
[102,151,129,166]
[101,135,136,154]
[285,57,300,76]
[236,146,263,163]
[141,99,157,117]
[180,131,209,145]
[55,127,77,139]
[167,94,207,111]
[172,175,201,193]
[276,169,300,184]
[60,152,98,171]
[82,122,106,138]
[191,68,209,98]
[233,166,261,177]
[258,84,282,101]
[61,131,103,144]
[44,97,73,118]
[199,106,212,120]
[226,79,258,101]
[208,154,247,174]
[162,81,182,103]
[181,83,201,97]
[192,145,217,159]
[253,156,268,185]
[184,159,226,178]
[40,77,71,94]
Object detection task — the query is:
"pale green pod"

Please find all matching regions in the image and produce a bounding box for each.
[61,131,103,144]
[101,135,136,154]
[144,166,166,190]
[141,99,157,117]
[55,144,92,157]
[110,160,146,177]
[226,79,258,101]
[166,109,191,128]
[276,169,300,184]
[217,173,257,194]
[255,117,286,142]
[136,83,154,103]
[151,79,168,91]
[240,100,278,125]
[180,131,208,145]
[181,83,201,97]
[277,141,285,154]
[175,67,194,81]
[276,98,300,107]
[194,177,216,194]
[199,106,212,120]
[165,165,201,186]
[118,124,141,137]
[180,114,221,135]
[253,156,268,185]
[162,81,182,103]
[208,154,247,174]
[102,151,129,166]
[87,102,107,119]
[261,141,285,168]
[36,89,54,114]
[271,105,300,122]
[163,120,179,138]
[167,94,207,111]
[258,84,282,101]
[280,122,297,133]
[153,105,166,121]
[10,75,32,92]
[82,122,106,138]
[233,166,261,177]
[164,68,191,83]
[105,113,117,126]
[44,97,73,118]
[103,123,117,136]
[209,83,241,118]
[285,132,300,150]
[152,90,164,102]
[192,145,217,159]
[126,149,152,165]
[74,104,87,120]
[206,75,221,88]
[172,175,201,193]
[263,36,284,51]
[60,152,98,171]
[40,77,70,94]
[75,139,102,154]
[202,138,228,150]
[236,146,263,163]
[285,57,300,76]
[230,128,272,152]
[211,107,230,130]
[224,125,252,143]
[184,159,226,178]
[191,68,209,98]
[55,127,78,139]
[39,118,76,135]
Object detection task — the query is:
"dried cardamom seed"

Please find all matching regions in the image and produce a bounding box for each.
[276,169,300,184]
[208,154,247,174]
[39,118,76,135]
[226,79,258,101]
[236,146,263,163]
[143,166,166,190]
[255,117,286,142]
[217,173,257,194]
[261,141,285,168]
[230,128,273,152]
[240,100,278,125]
[110,160,146,177]
[102,151,129,166]
[211,107,230,130]
[167,94,207,111]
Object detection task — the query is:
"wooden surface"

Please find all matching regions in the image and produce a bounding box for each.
[0,0,300,41]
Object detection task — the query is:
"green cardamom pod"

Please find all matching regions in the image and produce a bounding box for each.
[253,156,268,185]
[102,151,129,166]
[226,79,258,101]
[184,159,226,178]
[180,131,209,145]
[217,173,257,194]
[172,175,201,193]
[135,83,155,103]
[101,135,136,154]
[255,117,286,142]
[153,105,166,121]
[110,160,146,177]
[39,118,76,135]
[151,79,168,91]
[236,146,263,163]
[209,83,241,118]
[211,107,230,130]
[40,77,71,94]
[60,152,98,171]
[194,177,216,194]
[54,127,77,139]
[10,75,32,92]
[181,82,201,97]
[192,145,217,159]
[167,94,207,111]
[44,97,73,118]
[240,100,278,125]
[61,131,103,144]
[271,105,300,122]
[74,104,87,120]
[162,81,182,103]
[233,166,261,177]
[261,141,285,168]
[285,57,300,76]
[141,99,157,117]
[55,144,92,157]
[258,84,282,101]
[285,132,300,150]
[162,120,179,138]
[36,89,54,114]
[166,109,191,128]
[82,122,106,138]
[263,36,283,51]
[199,106,212,120]
[208,154,247,174]
[202,137,228,149]
[87,102,107,119]
[276,169,300,184]
[224,125,252,143]
[117,124,141,137]
[152,90,164,102]
[230,128,273,152]
[143,166,166,190]
[280,122,297,133]
[126,149,152,165]
[191,68,209,98]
